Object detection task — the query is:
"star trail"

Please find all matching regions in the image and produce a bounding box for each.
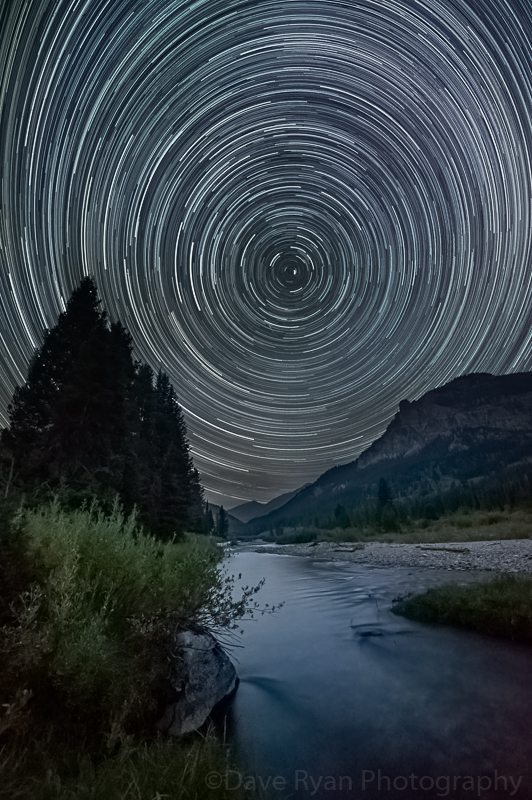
[1,0,532,506]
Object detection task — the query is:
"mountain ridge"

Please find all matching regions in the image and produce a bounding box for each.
[245,371,532,534]
[230,484,312,523]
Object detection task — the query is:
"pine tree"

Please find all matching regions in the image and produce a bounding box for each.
[217,506,229,539]
[2,277,206,537]
[378,478,391,508]
[41,319,136,503]
[2,277,110,490]
[155,371,207,537]
[204,502,215,534]
[189,467,206,532]
[334,503,350,529]
[154,370,192,536]
[130,367,205,538]
[130,362,158,519]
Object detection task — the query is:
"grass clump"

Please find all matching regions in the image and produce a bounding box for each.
[0,498,260,799]
[265,507,532,546]
[392,574,532,641]
[0,726,253,800]
[266,528,318,544]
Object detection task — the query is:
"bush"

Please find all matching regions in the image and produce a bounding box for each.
[392,574,532,641]
[1,499,262,738]
[270,528,318,544]
[378,505,401,532]
[0,498,266,799]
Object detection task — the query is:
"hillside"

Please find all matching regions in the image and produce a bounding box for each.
[230,485,311,523]
[247,372,532,534]
[206,503,248,537]
[228,500,266,524]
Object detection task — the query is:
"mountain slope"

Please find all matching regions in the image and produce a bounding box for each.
[248,372,532,533]
[230,485,311,523]
[228,500,266,523]
[205,503,248,537]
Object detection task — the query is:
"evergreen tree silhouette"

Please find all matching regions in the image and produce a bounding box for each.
[204,502,215,534]
[378,478,391,507]
[43,319,136,502]
[153,370,206,537]
[2,277,109,490]
[153,370,193,536]
[130,362,158,518]
[217,505,229,539]
[130,366,205,538]
[334,503,350,529]
[2,277,206,538]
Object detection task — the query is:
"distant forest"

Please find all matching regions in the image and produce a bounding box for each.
[0,277,211,539]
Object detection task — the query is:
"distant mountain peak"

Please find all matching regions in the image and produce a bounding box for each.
[229,500,267,523]
[356,371,532,471]
[246,371,532,533]
[231,484,312,523]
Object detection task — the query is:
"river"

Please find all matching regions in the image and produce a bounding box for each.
[219,547,532,800]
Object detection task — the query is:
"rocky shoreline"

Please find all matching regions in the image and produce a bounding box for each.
[250,538,532,572]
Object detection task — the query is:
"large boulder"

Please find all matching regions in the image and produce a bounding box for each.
[157,627,238,736]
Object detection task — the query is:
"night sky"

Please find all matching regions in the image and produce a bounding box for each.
[1,0,532,508]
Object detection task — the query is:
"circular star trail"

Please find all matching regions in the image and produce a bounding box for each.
[1,0,532,505]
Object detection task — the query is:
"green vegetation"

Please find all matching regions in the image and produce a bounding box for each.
[0,279,264,798]
[0,500,258,799]
[217,505,230,539]
[0,730,255,800]
[4,500,230,728]
[0,722,252,800]
[248,422,532,538]
[392,574,532,642]
[263,506,532,545]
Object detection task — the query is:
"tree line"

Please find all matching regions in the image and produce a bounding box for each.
[0,277,217,539]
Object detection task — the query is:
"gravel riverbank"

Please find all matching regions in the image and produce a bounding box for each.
[250,539,532,572]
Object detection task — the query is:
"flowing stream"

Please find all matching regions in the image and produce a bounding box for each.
[219,547,532,800]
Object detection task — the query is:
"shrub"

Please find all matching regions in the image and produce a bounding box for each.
[2,499,263,737]
[0,498,267,799]
[272,528,318,544]
[392,574,532,641]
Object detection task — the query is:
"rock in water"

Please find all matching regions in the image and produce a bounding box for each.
[157,628,238,736]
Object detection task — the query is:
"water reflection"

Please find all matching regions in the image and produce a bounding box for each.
[221,549,532,800]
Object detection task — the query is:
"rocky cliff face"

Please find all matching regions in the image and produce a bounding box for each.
[356,373,532,471]
[248,372,532,531]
